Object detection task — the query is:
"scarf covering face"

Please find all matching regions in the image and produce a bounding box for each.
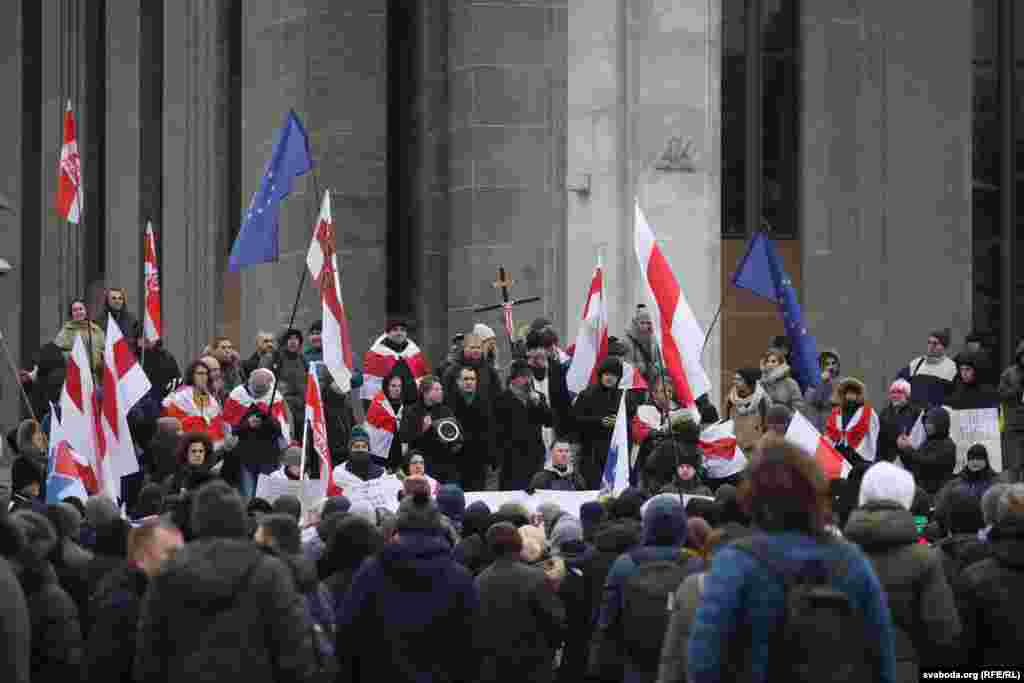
[729,382,768,416]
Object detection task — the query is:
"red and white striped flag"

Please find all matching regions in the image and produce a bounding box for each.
[56,101,83,223]
[365,390,400,464]
[566,258,609,394]
[634,203,711,407]
[303,368,342,495]
[60,336,104,492]
[307,191,354,393]
[100,317,151,496]
[143,221,162,343]
[699,420,748,480]
[222,382,291,443]
[786,410,852,480]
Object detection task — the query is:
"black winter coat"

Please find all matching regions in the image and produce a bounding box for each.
[19,560,83,682]
[878,403,922,463]
[495,390,552,491]
[0,557,31,683]
[572,384,624,489]
[399,401,460,483]
[475,557,566,683]
[447,389,497,481]
[956,519,1024,668]
[529,465,587,492]
[134,538,315,683]
[83,564,148,683]
[234,406,285,469]
[903,409,957,495]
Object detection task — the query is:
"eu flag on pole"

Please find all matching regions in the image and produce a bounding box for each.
[732,232,820,389]
[229,110,314,272]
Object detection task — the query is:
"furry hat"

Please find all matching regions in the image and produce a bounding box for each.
[832,377,867,405]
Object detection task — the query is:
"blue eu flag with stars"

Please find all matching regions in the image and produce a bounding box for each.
[229,110,314,272]
[732,232,820,389]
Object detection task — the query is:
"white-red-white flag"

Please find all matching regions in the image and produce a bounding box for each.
[699,420,748,480]
[307,191,354,393]
[60,336,105,493]
[303,367,342,495]
[786,410,852,480]
[634,203,711,407]
[566,257,609,394]
[100,317,151,494]
[143,221,162,343]
[56,101,83,223]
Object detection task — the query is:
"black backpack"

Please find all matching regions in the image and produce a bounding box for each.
[730,536,877,683]
[619,549,700,666]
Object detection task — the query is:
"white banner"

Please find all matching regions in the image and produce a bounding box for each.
[947,407,1002,473]
[340,474,405,513]
[254,475,328,514]
[461,489,713,521]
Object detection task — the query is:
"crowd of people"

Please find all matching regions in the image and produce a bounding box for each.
[1,290,1023,681]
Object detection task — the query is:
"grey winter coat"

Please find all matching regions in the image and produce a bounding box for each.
[844,502,961,681]
[760,364,804,414]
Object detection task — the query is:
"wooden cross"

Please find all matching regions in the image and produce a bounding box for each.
[449,266,542,348]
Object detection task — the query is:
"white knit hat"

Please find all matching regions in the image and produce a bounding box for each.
[858,462,916,511]
[472,323,496,341]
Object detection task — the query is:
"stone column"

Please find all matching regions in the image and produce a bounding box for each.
[447,0,568,347]
[162,0,231,363]
[567,0,721,402]
[0,2,24,426]
[239,2,388,360]
[801,0,972,398]
[105,0,142,307]
[39,0,89,341]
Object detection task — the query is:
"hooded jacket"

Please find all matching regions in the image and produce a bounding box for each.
[337,531,479,683]
[902,408,956,495]
[591,497,703,683]
[134,538,315,683]
[844,501,961,678]
[956,517,1024,668]
[998,340,1024,432]
[573,359,626,488]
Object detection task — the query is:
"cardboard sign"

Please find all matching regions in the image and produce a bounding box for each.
[254,475,328,514]
[340,474,405,513]
[947,408,1002,473]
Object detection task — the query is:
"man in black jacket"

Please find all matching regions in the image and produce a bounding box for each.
[84,520,183,683]
[134,481,314,683]
[446,364,496,490]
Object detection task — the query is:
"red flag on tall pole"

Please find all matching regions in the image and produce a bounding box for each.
[143,221,162,343]
[307,191,354,393]
[56,101,83,223]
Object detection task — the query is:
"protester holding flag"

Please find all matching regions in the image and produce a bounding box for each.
[622,304,662,388]
[98,288,140,347]
[53,299,105,378]
[365,371,407,470]
[361,319,430,404]
[161,360,225,448]
[573,357,626,490]
[899,407,957,499]
[223,368,292,443]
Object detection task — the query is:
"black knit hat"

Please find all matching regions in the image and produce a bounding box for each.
[192,481,248,540]
[309,320,323,334]
[395,489,443,533]
[598,356,623,379]
[736,367,761,389]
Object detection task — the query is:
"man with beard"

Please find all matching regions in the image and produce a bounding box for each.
[399,377,462,485]
[242,331,276,379]
[443,333,503,409]
[446,365,495,491]
[572,358,626,489]
[99,287,141,346]
[495,361,553,491]
[622,304,662,388]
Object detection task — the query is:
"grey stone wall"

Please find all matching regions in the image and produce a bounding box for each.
[238,1,388,360]
[446,0,568,351]
[802,0,973,401]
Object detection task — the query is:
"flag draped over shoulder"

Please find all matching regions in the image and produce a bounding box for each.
[699,420,748,480]
[634,203,711,407]
[229,110,313,271]
[732,231,819,389]
[222,384,291,443]
[361,337,429,401]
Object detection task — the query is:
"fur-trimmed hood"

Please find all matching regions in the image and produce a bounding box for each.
[830,376,867,405]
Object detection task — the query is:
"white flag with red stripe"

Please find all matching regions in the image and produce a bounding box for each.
[100,317,151,492]
[566,258,609,393]
[361,336,429,401]
[634,203,711,407]
[143,221,162,343]
[699,420,748,480]
[46,410,99,503]
[303,367,342,495]
[60,336,106,492]
[365,390,400,464]
[786,410,852,480]
[307,191,354,393]
[56,101,83,223]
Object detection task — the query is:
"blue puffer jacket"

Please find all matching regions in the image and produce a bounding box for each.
[687,531,897,683]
